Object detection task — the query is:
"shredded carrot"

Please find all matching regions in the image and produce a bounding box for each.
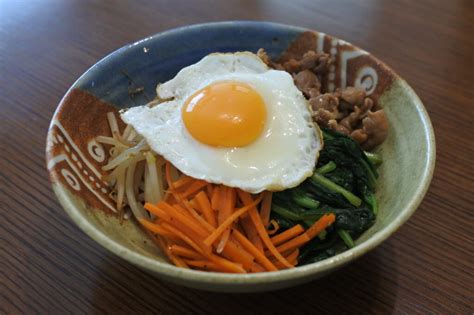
[220,239,255,269]
[287,248,299,265]
[273,249,299,269]
[209,254,246,273]
[241,215,264,253]
[144,203,171,221]
[195,191,217,227]
[275,233,311,254]
[182,201,216,232]
[189,198,202,213]
[183,260,225,272]
[156,201,209,238]
[238,190,293,269]
[267,219,280,235]
[260,191,273,227]
[139,163,338,273]
[169,244,204,260]
[157,221,210,257]
[216,187,236,253]
[204,194,263,247]
[173,175,193,189]
[210,185,221,210]
[305,213,336,239]
[180,180,208,199]
[206,184,214,196]
[271,224,305,246]
[154,236,189,268]
[232,229,277,272]
[249,263,265,273]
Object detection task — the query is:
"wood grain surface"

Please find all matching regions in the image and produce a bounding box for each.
[1,0,473,313]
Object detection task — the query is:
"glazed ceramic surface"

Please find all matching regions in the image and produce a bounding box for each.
[46,21,435,292]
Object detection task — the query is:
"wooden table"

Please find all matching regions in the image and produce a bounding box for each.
[2,0,473,313]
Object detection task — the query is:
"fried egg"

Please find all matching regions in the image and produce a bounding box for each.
[121,52,322,193]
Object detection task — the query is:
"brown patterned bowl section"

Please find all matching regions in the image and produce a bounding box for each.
[46,22,435,292]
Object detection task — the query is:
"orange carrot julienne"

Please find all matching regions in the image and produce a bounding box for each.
[154,236,189,268]
[160,222,212,257]
[181,201,216,233]
[232,229,278,272]
[140,219,183,244]
[238,190,293,269]
[208,254,246,273]
[220,239,255,269]
[180,180,208,199]
[241,215,264,253]
[195,191,217,227]
[206,184,213,196]
[169,244,204,260]
[275,233,310,254]
[260,191,273,227]
[267,219,280,235]
[144,202,171,221]
[189,198,202,213]
[215,185,227,211]
[157,201,209,238]
[183,260,225,272]
[305,213,336,239]
[210,185,221,210]
[203,194,263,247]
[249,262,265,273]
[216,187,236,253]
[271,224,305,246]
[173,175,193,189]
[273,249,299,269]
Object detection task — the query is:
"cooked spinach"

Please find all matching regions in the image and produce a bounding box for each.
[272,128,381,265]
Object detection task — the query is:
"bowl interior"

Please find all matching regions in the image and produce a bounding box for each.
[47,21,435,292]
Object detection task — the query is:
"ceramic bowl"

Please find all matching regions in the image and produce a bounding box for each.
[46,21,435,292]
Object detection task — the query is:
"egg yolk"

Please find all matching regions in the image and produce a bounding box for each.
[182,81,267,147]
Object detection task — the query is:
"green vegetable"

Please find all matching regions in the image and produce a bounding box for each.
[271,128,380,265]
[337,229,355,248]
[310,173,362,207]
[298,230,339,264]
[272,204,303,221]
[323,167,354,191]
[315,161,337,174]
[318,229,327,240]
[291,189,320,208]
[364,191,378,215]
[318,128,378,196]
[364,151,383,166]
[272,204,325,222]
[334,207,374,234]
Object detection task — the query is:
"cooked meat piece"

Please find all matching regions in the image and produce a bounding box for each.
[313,108,338,126]
[293,70,321,98]
[328,119,351,135]
[257,48,271,65]
[279,50,332,74]
[309,93,339,112]
[312,54,332,74]
[299,51,320,71]
[282,59,301,73]
[360,110,389,150]
[262,45,388,149]
[350,129,368,144]
[339,87,366,106]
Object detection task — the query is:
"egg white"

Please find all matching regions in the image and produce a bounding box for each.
[121,52,322,193]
